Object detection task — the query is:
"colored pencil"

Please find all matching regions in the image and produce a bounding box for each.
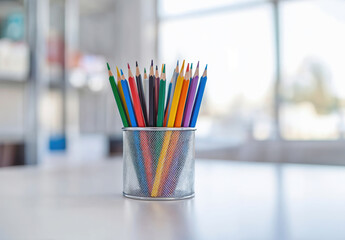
[158,130,181,196]
[167,60,185,127]
[127,64,146,127]
[154,65,160,125]
[186,62,192,103]
[120,70,137,127]
[127,64,145,127]
[132,131,149,195]
[139,130,154,192]
[190,63,193,81]
[157,64,166,127]
[121,69,149,193]
[132,66,154,192]
[143,68,149,121]
[151,130,172,197]
[107,63,129,127]
[164,80,172,116]
[190,65,207,127]
[149,60,155,127]
[182,61,199,127]
[130,65,153,192]
[174,63,190,127]
[116,67,131,126]
[135,62,148,126]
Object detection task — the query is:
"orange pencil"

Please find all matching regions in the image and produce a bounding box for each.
[127,64,146,127]
[167,60,185,127]
[174,63,190,127]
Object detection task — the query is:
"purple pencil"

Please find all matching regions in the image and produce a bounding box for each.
[182,61,200,127]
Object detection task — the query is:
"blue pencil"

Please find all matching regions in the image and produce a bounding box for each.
[189,65,207,128]
[121,70,149,194]
[133,131,149,195]
[121,70,137,127]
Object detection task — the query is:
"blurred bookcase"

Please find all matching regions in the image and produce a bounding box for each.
[0,0,76,166]
[0,0,27,166]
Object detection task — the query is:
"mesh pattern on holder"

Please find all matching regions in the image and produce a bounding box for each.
[123,128,195,200]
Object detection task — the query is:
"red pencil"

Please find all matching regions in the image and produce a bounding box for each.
[127,63,146,127]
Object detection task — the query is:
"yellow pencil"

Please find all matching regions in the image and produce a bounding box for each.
[116,66,131,126]
[151,60,185,197]
[151,130,172,197]
[167,60,185,127]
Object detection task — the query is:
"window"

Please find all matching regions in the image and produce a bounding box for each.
[159,1,274,146]
[158,0,345,146]
[280,0,345,140]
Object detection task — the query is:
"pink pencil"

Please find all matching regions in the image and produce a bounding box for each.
[182,61,199,127]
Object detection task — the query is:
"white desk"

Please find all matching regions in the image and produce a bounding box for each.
[0,158,345,240]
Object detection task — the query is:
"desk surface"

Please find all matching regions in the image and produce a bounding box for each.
[0,158,345,240]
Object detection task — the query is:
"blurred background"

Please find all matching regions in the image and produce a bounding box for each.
[1,0,345,167]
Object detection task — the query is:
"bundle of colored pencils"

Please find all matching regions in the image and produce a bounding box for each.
[107,60,207,128]
[107,60,207,197]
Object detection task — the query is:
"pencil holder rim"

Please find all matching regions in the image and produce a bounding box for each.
[122,127,196,131]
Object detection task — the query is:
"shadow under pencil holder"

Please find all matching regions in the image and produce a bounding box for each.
[123,127,196,200]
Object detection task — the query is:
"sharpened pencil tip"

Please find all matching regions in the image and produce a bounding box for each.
[163,64,165,73]
[190,63,193,70]
[179,60,185,74]
[107,62,110,70]
[151,60,153,66]
[120,69,124,75]
[186,63,189,71]
[156,65,158,70]
[177,60,179,66]
[136,61,138,67]
[144,68,146,73]
[127,63,130,69]
[197,61,200,68]
[205,64,208,70]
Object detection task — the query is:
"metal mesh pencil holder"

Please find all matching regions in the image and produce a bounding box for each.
[123,127,196,200]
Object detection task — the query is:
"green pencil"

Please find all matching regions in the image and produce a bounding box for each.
[157,64,166,127]
[107,63,129,127]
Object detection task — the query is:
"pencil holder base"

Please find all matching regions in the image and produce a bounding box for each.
[123,192,195,201]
